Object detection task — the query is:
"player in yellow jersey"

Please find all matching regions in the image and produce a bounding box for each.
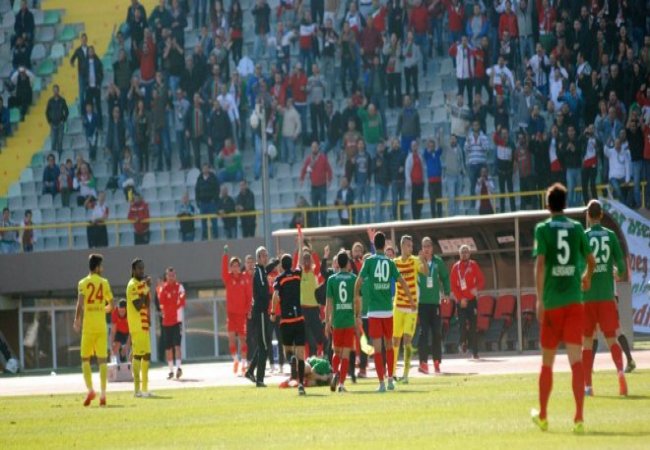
[127,258,153,397]
[74,254,114,407]
[392,235,427,383]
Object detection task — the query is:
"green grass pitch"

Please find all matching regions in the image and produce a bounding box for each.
[1,371,648,449]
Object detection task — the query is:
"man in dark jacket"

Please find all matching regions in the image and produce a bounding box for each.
[218,185,237,239]
[70,33,89,110]
[45,85,69,156]
[334,176,355,225]
[106,106,126,176]
[195,163,220,240]
[325,100,344,152]
[245,246,272,387]
[236,180,256,238]
[83,46,104,129]
[13,1,34,46]
[42,153,60,196]
[207,100,232,167]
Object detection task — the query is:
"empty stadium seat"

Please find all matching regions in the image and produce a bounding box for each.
[484,295,517,351]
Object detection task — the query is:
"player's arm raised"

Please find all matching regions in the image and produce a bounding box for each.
[535,255,545,323]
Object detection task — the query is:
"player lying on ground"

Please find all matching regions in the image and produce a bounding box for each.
[278,356,334,388]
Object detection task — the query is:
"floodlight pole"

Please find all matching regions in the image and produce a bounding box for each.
[260,104,273,254]
[515,216,523,353]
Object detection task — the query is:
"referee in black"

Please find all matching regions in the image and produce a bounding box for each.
[245,246,272,387]
[272,254,307,396]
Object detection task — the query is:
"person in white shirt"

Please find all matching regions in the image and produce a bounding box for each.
[604,138,631,201]
[217,84,240,147]
[528,44,549,95]
[487,56,514,97]
[449,35,474,106]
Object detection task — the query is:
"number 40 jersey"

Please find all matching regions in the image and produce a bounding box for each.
[359,253,401,316]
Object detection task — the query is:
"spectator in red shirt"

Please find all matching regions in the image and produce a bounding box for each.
[405,139,425,220]
[157,267,187,379]
[450,245,485,359]
[290,63,309,145]
[498,1,519,40]
[299,142,333,227]
[222,245,253,376]
[110,299,131,362]
[360,17,383,67]
[128,192,150,245]
[136,29,157,86]
[409,0,429,72]
[444,0,465,45]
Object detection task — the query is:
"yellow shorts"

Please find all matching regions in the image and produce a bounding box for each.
[80,332,108,359]
[131,331,151,356]
[393,309,417,338]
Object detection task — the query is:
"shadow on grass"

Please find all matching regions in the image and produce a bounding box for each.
[595,394,650,400]
[586,431,650,437]
[469,359,504,363]
[139,395,174,400]
[172,378,203,383]
[350,389,430,395]
[438,372,479,377]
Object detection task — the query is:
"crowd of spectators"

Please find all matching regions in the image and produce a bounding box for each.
[2,0,650,252]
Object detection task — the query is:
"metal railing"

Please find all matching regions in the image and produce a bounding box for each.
[0,181,644,250]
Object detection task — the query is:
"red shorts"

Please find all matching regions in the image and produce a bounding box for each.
[540,303,584,349]
[332,327,355,348]
[368,317,393,340]
[584,301,619,338]
[227,313,247,334]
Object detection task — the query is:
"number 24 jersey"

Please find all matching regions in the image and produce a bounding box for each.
[78,273,114,334]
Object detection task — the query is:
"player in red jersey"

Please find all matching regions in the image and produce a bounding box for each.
[531,184,595,434]
[110,299,130,362]
[157,267,186,379]
[223,245,252,376]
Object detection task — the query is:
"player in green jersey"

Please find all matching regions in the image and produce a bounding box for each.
[531,183,595,435]
[325,251,360,393]
[355,231,414,393]
[582,200,628,397]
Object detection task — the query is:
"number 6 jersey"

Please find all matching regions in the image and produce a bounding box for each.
[533,215,592,309]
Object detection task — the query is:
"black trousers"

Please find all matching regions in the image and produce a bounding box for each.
[268,319,284,367]
[428,181,442,218]
[418,303,442,363]
[581,167,597,205]
[498,170,515,212]
[457,78,473,106]
[303,307,324,356]
[310,102,326,143]
[387,73,402,108]
[85,86,103,129]
[458,299,478,357]
[241,217,256,237]
[134,231,150,245]
[191,136,203,169]
[247,311,272,382]
[404,66,419,100]
[411,183,424,220]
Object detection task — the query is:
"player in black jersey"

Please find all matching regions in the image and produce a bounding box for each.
[271,254,307,396]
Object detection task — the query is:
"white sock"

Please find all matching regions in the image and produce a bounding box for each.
[168,361,173,371]
[175,359,181,369]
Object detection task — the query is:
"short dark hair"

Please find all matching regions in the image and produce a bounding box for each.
[546,183,567,213]
[2,207,9,214]
[336,251,349,269]
[24,209,32,216]
[587,199,602,219]
[374,231,386,250]
[281,254,293,271]
[131,258,143,276]
[118,299,127,308]
[89,254,103,272]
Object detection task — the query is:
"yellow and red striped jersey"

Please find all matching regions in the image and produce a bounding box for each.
[393,255,421,309]
[126,277,151,333]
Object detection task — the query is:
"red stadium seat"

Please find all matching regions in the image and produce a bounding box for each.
[477,295,495,317]
[521,294,536,314]
[440,299,455,319]
[494,295,516,325]
[477,315,490,332]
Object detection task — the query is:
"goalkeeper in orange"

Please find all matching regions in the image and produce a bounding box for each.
[74,254,114,407]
